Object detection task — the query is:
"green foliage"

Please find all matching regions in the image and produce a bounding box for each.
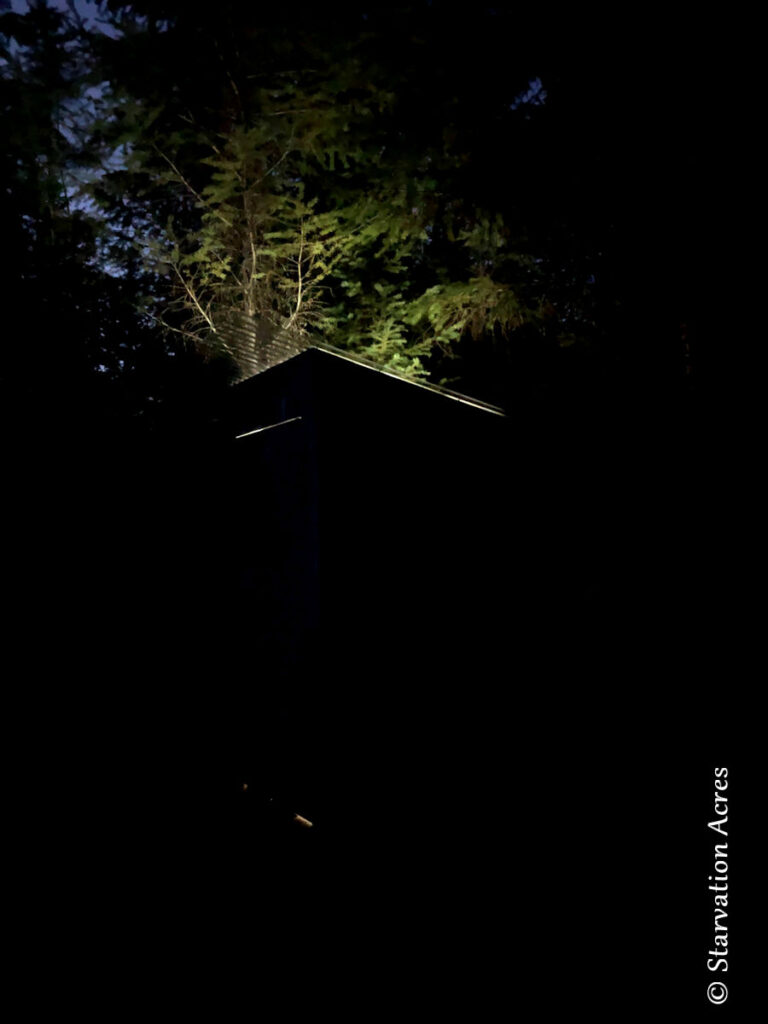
[82,5,554,379]
[3,2,608,398]
[148,91,545,374]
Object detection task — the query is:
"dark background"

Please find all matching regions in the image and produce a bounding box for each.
[3,2,760,1015]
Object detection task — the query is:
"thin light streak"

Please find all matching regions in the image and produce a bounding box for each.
[311,345,506,416]
[235,415,303,439]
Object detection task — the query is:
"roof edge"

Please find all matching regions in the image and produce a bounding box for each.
[235,343,506,418]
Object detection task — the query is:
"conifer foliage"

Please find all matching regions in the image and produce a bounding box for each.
[3,1,607,392]
[89,2,559,380]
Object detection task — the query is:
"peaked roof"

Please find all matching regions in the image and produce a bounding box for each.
[233,340,505,418]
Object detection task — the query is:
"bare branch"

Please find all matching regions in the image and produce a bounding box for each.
[151,143,233,228]
[146,313,205,344]
[283,219,305,333]
[170,262,217,332]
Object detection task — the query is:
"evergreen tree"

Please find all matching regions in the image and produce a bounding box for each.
[0,0,164,429]
[3,2,629,405]
[86,2,594,385]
